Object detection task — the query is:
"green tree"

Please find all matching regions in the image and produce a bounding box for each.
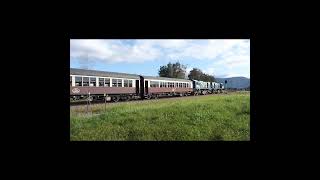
[188,68,202,80]
[158,61,187,79]
[188,68,215,82]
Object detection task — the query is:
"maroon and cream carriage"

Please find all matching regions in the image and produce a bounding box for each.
[141,76,193,99]
[70,68,141,102]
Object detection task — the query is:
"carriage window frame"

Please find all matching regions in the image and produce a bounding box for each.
[99,78,104,87]
[75,76,82,86]
[89,77,96,87]
[111,78,122,87]
[104,78,110,87]
[124,79,129,87]
[129,80,133,87]
[112,79,117,87]
[124,79,133,87]
[70,76,72,86]
[83,77,89,86]
[150,81,158,88]
[117,79,123,87]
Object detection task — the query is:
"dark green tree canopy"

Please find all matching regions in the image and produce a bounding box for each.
[188,68,215,82]
[158,61,187,79]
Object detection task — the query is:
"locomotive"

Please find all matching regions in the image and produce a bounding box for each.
[70,68,224,102]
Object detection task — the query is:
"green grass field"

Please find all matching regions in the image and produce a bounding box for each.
[70,92,250,141]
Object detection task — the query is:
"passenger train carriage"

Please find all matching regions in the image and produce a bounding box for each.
[70,68,224,102]
[70,68,140,102]
[142,76,193,99]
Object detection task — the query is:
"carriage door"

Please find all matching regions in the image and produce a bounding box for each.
[140,76,145,97]
[136,80,140,95]
[145,80,149,94]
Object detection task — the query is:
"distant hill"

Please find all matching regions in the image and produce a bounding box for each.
[215,77,250,89]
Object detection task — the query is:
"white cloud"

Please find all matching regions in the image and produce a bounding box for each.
[201,40,250,78]
[70,39,250,77]
[70,39,161,63]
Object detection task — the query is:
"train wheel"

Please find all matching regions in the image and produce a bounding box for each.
[124,96,131,101]
[112,96,120,102]
[146,95,151,100]
[87,96,93,101]
[71,96,78,101]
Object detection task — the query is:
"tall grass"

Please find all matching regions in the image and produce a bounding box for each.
[70,92,250,141]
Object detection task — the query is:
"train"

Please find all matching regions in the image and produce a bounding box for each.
[70,68,224,102]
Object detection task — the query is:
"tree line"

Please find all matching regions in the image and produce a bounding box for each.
[158,61,216,82]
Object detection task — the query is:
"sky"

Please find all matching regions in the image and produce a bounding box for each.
[70,39,250,78]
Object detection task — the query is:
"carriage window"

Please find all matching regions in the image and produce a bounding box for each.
[83,77,89,86]
[99,78,104,87]
[112,79,117,87]
[124,79,129,87]
[117,79,122,87]
[75,76,82,86]
[112,79,122,87]
[129,80,133,87]
[151,81,159,87]
[90,77,96,87]
[105,78,110,87]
